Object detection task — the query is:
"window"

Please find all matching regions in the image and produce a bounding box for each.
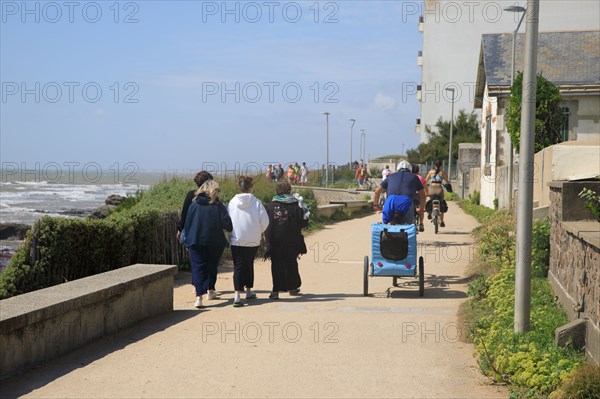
[560,107,570,142]
[485,114,492,164]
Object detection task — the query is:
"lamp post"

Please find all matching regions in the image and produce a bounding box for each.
[514,0,539,334]
[360,129,366,163]
[349,119,356,167]
[323,112,330,188]
[445,87,456,183]
[504,5,527,210]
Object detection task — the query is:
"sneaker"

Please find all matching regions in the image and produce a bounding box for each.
[245,291,257,300]
[268,292,279,300]
[440,221,446,227]
[233,300,243,307]
[289,288,301,295]
[418,224,425,232]
[206,291,219,301]
[427,213,432,220]
[194,297,203,308]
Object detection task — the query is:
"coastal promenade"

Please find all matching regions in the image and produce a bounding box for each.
[1,205,508,398]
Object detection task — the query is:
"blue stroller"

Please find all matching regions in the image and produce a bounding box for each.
[363,223,425,296]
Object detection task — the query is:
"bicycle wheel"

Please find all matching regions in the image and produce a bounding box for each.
[434,215,439,234]
[418,256,425,297]
[363,256,369,296]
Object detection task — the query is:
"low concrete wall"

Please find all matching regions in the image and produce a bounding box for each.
[0,264,177,379]
[548,181,600,365]
[316,204,344,218]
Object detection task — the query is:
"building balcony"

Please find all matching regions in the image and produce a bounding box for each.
[416,118,422,133]
[417,51,422,66]
[418,16,424,32]
[416,85,422,102]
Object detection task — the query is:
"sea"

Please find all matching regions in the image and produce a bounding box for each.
[0,170,195,272]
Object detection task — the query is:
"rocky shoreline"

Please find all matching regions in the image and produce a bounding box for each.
[0,194,128,272]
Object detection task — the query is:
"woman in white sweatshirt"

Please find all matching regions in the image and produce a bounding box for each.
[227,176,270,307]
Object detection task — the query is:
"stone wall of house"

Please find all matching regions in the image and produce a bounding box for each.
[548,181,600,363]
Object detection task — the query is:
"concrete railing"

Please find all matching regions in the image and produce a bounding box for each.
[330,200,370,211]
[0,264,177,379]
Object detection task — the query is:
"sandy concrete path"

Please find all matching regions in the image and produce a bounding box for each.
[1,204,508,398]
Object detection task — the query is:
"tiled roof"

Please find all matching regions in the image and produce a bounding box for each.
[481,31,600,87]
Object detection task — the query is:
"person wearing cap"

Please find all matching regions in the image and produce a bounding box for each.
[373,160,425,225]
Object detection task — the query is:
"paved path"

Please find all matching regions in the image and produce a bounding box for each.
[2,204,508,398]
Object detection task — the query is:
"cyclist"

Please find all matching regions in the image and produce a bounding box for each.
[412,164,427,232]
[374,161,425,225]
[424,160,449,227]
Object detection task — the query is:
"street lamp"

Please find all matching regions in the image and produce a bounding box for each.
[504,5,527,211]
[504,5,527,85]
[360,129,366,163]
[323,112,330,188]
[445,87,456,183]
[349,119,356,167]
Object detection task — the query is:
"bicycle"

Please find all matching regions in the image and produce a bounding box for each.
[430,195,442,234]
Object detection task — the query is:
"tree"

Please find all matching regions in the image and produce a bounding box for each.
[505,71,564,153]
[406,110,480,164]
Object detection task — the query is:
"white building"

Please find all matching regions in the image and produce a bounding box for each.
[474,31,600,210]
[416,0,600,142]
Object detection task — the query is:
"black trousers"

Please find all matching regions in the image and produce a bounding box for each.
[231,245,259,292]
[270,246,302,292]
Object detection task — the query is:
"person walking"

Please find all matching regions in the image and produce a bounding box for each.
[264,181,309,299]
[180,180,233,308]
[265,165,274,181]
[293,162,301,184]
[355,163,367,188]
[227,176,269,307]
[300,162,309,186]
[424,160,450,227]
[177,171,223,298]
[276,164,284,181]
[286,164,295,183]
[382,165,392,181]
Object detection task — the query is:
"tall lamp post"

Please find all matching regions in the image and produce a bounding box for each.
[360,129,366,163]
[504,5,527,210]
[514,0,539,334]
[323,112,330,188]
[445,87,456,183]
[349,119,356,167]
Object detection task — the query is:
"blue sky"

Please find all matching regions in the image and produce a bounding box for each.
[1,1,422,172]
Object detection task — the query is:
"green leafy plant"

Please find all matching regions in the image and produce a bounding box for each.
[549,364,600,399]
[578,186,600,222]
[505,71,564,153]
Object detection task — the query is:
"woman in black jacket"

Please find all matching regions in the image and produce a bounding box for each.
[264,181,309,299]
[181,180,232,308]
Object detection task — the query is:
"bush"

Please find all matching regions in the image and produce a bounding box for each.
[532,218,551,278]
[445,192,460,201]
[549,364,600,399]
[471,190,481,205]
[460,199,498,224]
[461,208,584,397]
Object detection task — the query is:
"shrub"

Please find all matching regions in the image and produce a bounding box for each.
[578,186,600,222]
[531,218,551,278]
[445,192,460,201]
[549,364,600,399]
[461,209,583,397]
[471,190,481,205]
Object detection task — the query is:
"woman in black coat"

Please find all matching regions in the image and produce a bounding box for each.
[264,181,309,299]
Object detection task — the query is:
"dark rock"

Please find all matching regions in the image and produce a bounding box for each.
[88,205,117,220]
[0,223,30,240]
[105,195,127,206]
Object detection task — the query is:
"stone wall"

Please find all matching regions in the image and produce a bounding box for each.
[548,181,600,364]
[0,264,177,379]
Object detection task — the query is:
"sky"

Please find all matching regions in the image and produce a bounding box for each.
[1,0,424,173]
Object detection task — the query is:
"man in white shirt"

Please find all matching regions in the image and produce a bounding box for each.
[300,162,309,186]
[382,165,392,181]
